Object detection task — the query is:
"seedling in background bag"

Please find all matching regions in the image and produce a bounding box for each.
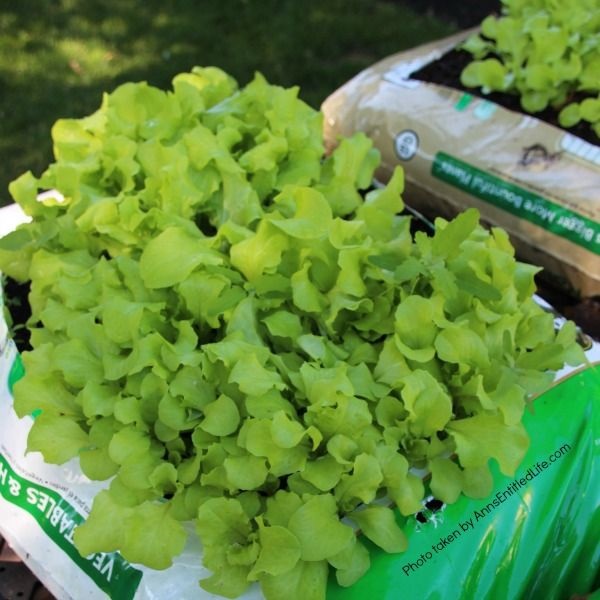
[558,95,600,138]
[0,67,585,600]
[460,0,600,125]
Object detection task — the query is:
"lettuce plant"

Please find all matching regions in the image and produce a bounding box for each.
[558,95,600,137]
[460,0,600,121]
[0,67,584,599]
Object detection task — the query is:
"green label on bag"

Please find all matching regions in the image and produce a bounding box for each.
[0,453,142,599]
[454,93,473,111]
[8,351,24,395]
[431,152,600,255]
[328,364,600,599]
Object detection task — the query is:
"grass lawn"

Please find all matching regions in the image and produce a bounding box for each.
[0,0,455,206]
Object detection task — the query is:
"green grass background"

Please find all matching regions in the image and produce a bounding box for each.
[0,0,456,207]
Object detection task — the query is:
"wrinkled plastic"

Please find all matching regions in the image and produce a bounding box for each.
[328,363,600,599]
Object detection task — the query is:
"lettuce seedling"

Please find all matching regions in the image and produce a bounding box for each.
[461,0,600,123]
[559,94,600,137]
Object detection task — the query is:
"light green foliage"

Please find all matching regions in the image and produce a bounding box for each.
[461,0,600,134]
[349,505,408,553]
[559,95,600,138]
[0,68,584,599]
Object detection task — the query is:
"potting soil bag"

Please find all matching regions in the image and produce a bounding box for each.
[0,201,599,599]
[321,31,600,298]
[1,290,599,599]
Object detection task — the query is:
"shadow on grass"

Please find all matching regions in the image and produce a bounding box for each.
[0,0,456,206]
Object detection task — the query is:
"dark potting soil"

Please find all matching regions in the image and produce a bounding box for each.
[410,47,600,147]
[3,277,32,352]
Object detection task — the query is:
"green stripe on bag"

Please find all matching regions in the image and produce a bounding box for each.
[432,152,600,255]
[0,452,142,599]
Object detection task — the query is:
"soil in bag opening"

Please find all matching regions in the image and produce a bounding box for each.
[3,277,32,352]
[410,47,600,147]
